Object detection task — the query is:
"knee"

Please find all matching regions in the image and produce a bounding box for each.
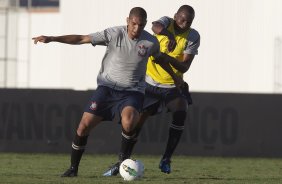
[121,108,140,133]
[122,116,139,133]
[172,111,187,126]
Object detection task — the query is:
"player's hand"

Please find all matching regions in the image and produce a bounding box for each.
[32,36,52,44]
[172,75,184,89]
[167,35,176,52]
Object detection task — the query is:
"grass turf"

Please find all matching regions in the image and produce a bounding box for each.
[1,153,282,184]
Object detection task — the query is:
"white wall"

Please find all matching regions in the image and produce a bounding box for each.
[16,0,282,92]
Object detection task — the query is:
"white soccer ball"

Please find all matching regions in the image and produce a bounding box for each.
[119,159,144,181]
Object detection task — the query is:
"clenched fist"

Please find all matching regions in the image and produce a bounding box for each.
[32,36,52,44]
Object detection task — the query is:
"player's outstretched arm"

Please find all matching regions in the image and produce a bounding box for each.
[32,35,92,45]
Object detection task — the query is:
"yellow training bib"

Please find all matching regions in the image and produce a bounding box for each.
[147,20,190,84]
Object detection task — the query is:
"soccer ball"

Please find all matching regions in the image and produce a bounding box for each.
[119,159,144,181]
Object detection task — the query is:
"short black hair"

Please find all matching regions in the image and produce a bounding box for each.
[177,5,195,18]
[129,7,147,20]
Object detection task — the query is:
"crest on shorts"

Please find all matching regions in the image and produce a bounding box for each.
[138,44,148,57]
[90,101,97,110]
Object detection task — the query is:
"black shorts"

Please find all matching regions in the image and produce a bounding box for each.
[84,86,144,121]
[143,82,192,115]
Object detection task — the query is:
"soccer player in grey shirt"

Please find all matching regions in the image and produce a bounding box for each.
[104,5,200,176]
[32,7,182,177]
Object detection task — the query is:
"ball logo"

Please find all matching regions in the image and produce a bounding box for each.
[90,101,97,110]
[119,159,144,181]
[138,44,148,57]
[122,164,138,177]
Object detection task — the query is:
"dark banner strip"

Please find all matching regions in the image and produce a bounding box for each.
[0,89,282,157]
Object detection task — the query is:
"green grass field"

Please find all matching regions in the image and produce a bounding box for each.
[1,153,282,184]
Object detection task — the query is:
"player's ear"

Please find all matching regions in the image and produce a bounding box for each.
[126,17,129,25]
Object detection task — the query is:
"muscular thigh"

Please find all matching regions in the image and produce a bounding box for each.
[166,97,188,112]
[120,93,144,132]
[165,87,188,112]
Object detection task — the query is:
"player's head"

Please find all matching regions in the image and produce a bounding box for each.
[127,7,147,39]
[174,5,195,33]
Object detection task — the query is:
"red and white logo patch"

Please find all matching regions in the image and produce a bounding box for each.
[90,101,97,110]
[138,44,148,57]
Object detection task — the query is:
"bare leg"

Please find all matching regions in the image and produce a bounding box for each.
[62,112,103,177]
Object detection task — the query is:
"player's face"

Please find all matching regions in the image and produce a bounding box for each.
[174,11,194,33]
[127,16,147,39]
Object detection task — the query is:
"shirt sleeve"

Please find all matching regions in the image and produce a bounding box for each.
[184,29,200,55]
[152,16,171,29]
[88,27,114,46]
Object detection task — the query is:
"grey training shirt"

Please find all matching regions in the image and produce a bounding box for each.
[90,26,161,93]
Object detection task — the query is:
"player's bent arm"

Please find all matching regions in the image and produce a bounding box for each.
[32,35,92,45]
[152,22,172,38]
[163,53,195,73]
[152,22,176,52]
[152,22,165,35]
[154,54,184,87]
